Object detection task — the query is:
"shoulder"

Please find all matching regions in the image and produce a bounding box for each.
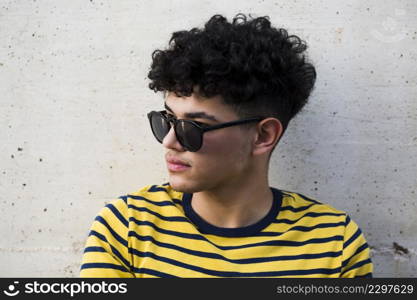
[275,189,353,239]
[99,183,178,209]
[103,183,184,215]
[120,183,182,204]
[277,189,369,241]
[279,189,346,216]
[95,183,183,225]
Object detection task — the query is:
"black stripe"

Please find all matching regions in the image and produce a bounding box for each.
[344,215,351,226]
[84,246,106,253]
[119,196,128,203]
[129,218,205,240]
[130,267,178,278]
[128,248,341,277]
[355,272,373,278]
[125,194,176,206]
[172,198,182,206]
[88,230,131,269]
[273,212,345,225]
[105,203,129,227]
[289,222,345,232]
[80,263,131,273]
[121,193,183,207]
[95,216,128,247]
[128,217,344,250]
[88,230,106,242]
[256,221,345,237]
[343,227,362,249]
[128,230,342,264]
[280,203,316,213]
[341,258,372,276]
[148,185,168,192]
[128,204,189,222]
[342,242,369,268]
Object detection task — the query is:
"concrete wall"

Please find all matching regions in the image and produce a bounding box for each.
[1,0,416,277]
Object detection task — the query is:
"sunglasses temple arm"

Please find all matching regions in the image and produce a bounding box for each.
[203,118,262,132]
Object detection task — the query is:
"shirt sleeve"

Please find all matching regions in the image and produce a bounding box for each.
[80,197,134,278]
[340,215,373,278]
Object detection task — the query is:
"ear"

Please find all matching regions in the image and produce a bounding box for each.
[252,118,283,156]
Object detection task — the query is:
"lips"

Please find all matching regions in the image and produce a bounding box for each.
[166,156,191,172]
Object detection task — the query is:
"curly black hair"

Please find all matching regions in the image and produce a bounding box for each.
[148,14,316,130]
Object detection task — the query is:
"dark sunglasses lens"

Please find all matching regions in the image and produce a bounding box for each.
[175,121,202,152]
[150,113,170,143]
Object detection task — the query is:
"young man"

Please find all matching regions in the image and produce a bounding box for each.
[80,14,373,278]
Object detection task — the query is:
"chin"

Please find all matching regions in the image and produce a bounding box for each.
[168,175,203,194]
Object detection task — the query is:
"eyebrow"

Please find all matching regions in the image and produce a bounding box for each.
[164,103,219,122]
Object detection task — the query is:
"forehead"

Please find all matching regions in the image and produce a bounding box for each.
[164,92,238,121]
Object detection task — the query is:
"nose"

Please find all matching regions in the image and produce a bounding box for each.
[162,126,185,151]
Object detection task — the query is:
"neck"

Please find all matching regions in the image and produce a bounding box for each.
[191,170,273,228]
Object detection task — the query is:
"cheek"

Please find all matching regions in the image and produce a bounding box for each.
[196,131,249,167]
[202,131,238,154]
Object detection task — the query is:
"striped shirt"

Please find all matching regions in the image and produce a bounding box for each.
[80,183,373,278]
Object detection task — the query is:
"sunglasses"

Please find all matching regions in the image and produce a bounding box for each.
[147,110,263,152]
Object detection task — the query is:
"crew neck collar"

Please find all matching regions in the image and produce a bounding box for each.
[182,188,282,237]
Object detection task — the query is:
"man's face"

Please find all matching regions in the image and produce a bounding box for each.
[162,92,256,194]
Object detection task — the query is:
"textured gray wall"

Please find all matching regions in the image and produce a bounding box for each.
[1,0,416,277]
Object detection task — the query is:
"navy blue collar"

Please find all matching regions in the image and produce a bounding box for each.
[182,188,282,237]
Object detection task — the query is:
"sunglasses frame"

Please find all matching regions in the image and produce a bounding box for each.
[147,110,263,152]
